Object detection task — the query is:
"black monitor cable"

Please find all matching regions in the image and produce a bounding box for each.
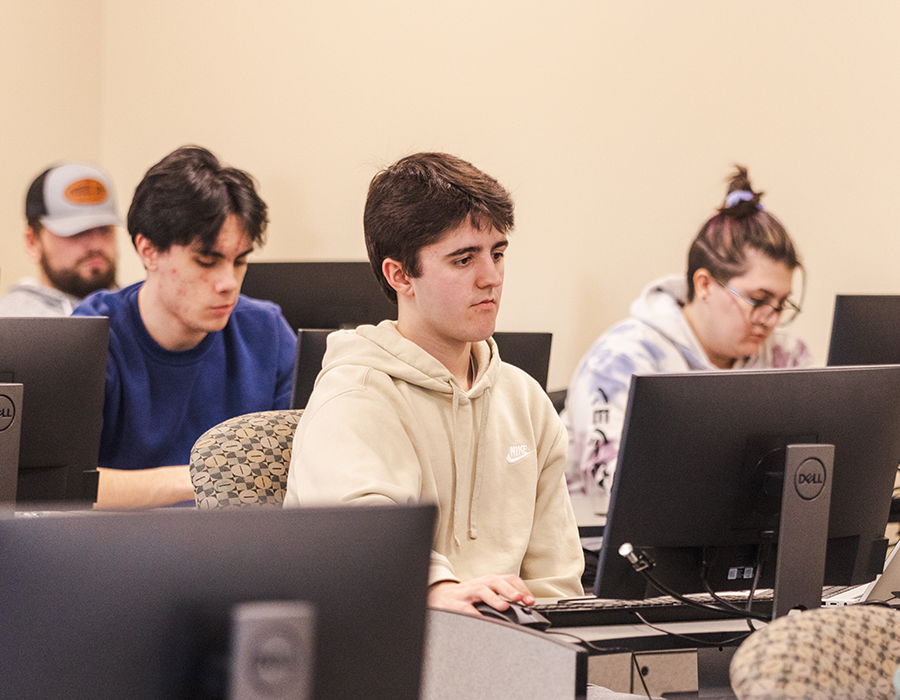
[699,570,758,634]
[746,537,772,613]
[699,556,753,616]
[699,547,766,632]
[630,610,754,648]
[618,543,770,622]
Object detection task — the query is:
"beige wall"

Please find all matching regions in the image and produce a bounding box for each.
[0,0,106,292]
[4,1,900,388]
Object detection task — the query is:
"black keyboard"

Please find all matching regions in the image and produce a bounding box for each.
[534,586,861,628]
[535,591,772,627]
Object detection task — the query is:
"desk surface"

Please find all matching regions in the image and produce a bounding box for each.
[553,618,756,645]
[569,490,608,524]
[570,489,607,541]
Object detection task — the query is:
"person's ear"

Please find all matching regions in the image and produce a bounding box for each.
[382,258,414,299]
[24,226,42,264]
[134,234,160,272]
[693,268,714,302]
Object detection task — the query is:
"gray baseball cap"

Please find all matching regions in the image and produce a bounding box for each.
[26,162,123,237]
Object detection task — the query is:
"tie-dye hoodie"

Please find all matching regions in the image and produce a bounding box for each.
[562,274,813,495]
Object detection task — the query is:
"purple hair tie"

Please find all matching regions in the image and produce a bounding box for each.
[725,190,763,210]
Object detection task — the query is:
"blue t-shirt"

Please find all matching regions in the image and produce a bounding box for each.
[73,282,297,471]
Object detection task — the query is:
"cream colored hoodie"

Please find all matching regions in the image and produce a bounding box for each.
[284,320,584,598]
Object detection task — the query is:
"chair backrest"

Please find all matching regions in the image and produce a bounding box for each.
[290,329,554,409]
[190,409,303,509]
[730,604,900,699]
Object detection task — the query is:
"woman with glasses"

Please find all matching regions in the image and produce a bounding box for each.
[564,166,812,497]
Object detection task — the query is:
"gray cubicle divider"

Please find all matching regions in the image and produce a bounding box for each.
[421,608,588,700]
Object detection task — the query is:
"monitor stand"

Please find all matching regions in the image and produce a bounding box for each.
[688,444,834,699]
[0,384,22,504]
[228,600,316,700]
[772,443,834,618]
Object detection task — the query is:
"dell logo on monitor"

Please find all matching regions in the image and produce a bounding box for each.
[0,395,14,431]
[795,458,827,501]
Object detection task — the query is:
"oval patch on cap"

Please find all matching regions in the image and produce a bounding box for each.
[64,179,108,205]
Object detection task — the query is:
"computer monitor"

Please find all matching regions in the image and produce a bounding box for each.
[827,295,900,366]
[595,366,900,615]
[240,261,398,330]
[493,331,553,391]
[0,504,435,700]
[0,316,109,506]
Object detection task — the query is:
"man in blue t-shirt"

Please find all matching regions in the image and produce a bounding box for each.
[73,146,297,509]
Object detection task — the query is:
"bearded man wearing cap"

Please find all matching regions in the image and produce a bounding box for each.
[0,162,121,316]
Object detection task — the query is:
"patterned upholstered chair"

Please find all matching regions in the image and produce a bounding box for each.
[190,409,302,509]
[730,604,900,700]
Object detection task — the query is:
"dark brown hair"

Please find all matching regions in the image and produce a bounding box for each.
[24,168,52,233]
[364,152,515,303]
[686,165,801,302]
[127,146,268,254]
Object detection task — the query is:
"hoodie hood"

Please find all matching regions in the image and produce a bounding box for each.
[629,274,711,369]
[322,320,501,398]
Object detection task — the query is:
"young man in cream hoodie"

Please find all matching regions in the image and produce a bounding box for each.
[284,152,583,615]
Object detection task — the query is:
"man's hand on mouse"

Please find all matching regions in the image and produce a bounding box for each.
[427,574,535,614]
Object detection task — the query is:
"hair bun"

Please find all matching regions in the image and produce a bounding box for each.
[725,190,753,207]
[721,166,763,218]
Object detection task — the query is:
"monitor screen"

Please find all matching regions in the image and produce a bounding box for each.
[827,295,900,366]
[0,316,108,506]
[240,261,398,330]
[595,366,900,604]
[0,504,435,700]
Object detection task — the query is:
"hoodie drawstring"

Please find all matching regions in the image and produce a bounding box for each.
[450,383,463,548]
[467,386,491,540]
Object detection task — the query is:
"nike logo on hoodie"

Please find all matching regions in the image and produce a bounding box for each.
[506,445,534,464]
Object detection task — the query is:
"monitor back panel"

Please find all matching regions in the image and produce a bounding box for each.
[290,329,553,409]
[596,366,900,600]
[0,316,108,503]
[827,295,900,366]
[241,261,398,330]
[0,505,434,700]
[292,329,333,408]
[493,331,552,391]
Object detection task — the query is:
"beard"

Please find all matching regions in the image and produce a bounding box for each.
[40,251,117,300]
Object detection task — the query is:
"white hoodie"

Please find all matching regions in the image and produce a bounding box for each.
[285,320,584,598]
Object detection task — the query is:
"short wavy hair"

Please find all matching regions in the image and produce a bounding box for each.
[128,146,268,254]
[364,152,515,303]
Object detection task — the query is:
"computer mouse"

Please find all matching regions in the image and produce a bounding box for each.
[472,601,551,631]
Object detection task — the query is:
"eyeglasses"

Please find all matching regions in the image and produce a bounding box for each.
[715,279,801,327]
